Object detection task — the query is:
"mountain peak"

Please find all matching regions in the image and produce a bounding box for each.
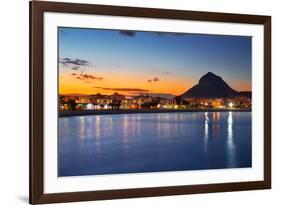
[205,71,216,76]
[181,72,238,98]
[199,72,222,84]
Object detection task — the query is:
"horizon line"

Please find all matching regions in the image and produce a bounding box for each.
[59,90,252,96]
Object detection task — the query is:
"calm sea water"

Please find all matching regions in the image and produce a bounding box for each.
[58,111,252,177]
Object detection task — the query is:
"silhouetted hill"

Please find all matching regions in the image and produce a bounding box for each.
[239,91,252,98]
[181,72,239,98]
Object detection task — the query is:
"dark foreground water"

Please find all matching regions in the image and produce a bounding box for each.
[58,112,252,177]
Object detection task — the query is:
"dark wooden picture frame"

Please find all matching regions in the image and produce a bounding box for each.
[30,1,271,204]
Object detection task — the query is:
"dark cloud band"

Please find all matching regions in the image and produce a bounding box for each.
[119,30,186,38]
[93,87,149,92]
[119,31,135,37]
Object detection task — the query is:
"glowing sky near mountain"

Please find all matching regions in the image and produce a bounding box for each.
[59,27,252,96]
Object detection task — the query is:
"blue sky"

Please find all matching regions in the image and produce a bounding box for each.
[58,27,252,95]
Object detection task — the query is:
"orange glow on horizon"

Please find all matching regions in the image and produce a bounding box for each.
[59,69,251,96]
[230,80,252,92]
[59,69,195,96]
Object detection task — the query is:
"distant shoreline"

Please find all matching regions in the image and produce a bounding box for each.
[59,108,251,117]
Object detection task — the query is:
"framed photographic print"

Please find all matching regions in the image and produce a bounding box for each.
[30,1,271,204]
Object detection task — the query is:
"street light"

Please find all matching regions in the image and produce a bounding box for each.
[229,102,233,108]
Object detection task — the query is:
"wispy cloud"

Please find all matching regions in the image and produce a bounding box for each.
[147,77,160,83]
[71,66,80,70]
[153,77,159,82]
[93,87,149,92]
[59,58,91,70]
[72,72,103,83]
[81,74,103,80]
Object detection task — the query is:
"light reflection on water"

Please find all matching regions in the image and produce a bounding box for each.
[58,112,252,177]
[227,112,236,167]
[204,112,209,154]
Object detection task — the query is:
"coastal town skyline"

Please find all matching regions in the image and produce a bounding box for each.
[59,27,252,96]
[59,72,252,112]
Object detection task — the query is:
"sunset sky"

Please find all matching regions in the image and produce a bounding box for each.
[58,27,252,96]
